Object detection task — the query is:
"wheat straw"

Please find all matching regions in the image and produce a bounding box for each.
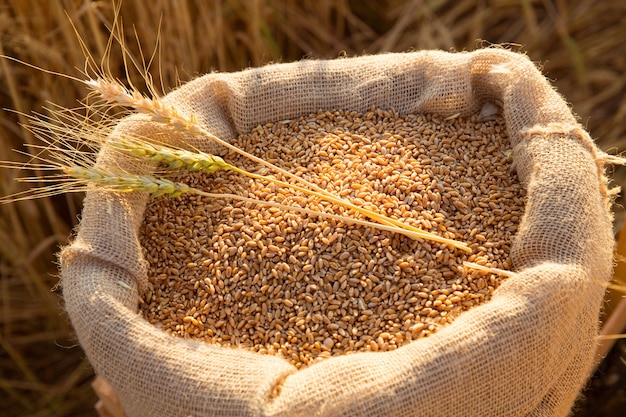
[596,334,626,341]
[462,262,516,278]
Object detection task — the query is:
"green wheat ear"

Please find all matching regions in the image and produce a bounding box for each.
[109,137,228,173]
[60,165,470,243]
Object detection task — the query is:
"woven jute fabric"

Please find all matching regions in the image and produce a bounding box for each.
[61,48,614,417]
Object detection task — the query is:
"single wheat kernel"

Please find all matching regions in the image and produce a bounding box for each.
[139,109,525,368]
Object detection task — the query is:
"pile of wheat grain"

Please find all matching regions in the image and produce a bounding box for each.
[138,108,525,368]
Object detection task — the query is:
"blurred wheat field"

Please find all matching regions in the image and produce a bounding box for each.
[1,1,625,416]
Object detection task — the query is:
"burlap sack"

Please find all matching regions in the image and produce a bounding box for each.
[60,48,615,417]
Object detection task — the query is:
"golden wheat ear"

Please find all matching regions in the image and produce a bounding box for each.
[85,77,471,252]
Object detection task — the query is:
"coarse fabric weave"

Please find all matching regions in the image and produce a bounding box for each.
[61,48,614,417]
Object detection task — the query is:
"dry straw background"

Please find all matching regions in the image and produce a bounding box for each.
[0,1,625,416]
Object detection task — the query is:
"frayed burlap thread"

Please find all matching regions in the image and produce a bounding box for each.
[61,48,614,417]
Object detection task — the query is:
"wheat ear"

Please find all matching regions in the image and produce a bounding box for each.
[62,165,464,239]
[88,78,471,252]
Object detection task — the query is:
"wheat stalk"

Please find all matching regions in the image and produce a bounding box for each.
[105,135,470,250]
[462,262,516,278]
[87,77,471,252]
[105,137,467,246]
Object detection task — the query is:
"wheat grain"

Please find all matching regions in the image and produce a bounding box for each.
[139,109,525,368]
